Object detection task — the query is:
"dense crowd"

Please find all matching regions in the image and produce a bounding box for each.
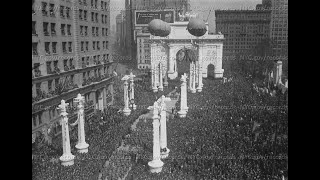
[126,73,288,180]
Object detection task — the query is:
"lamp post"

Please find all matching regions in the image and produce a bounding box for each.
[121,76,131,116]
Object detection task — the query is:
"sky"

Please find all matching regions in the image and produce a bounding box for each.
[109,0,262,33]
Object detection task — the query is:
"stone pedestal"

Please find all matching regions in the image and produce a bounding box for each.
[74,94,89,153]
[58,100,75,166]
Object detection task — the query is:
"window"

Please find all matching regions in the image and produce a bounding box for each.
[93,41,96,50]
[64,59,69,71]
[51,23,56,36]
[95,13,98,23]
[46,62,52,74]
[101,14,104,23]
[62,42,67,53]
[82,58,86,68]
[96,27,99,36]
[66,7,71,19]
[60,6,65,18]
[32,43,38,55]
[97,41,100,50]
[68,42,72,52]
[48,80,53,92]
[86,41,89,51]
[79,9,83,20]
[45,42,50,55]
[102,28,105,36]
[52,42,57,54]
[81,41,84,51]
[38,113,42,125]
[67,25,71,35]
[43,22,49,36]
[32,21,36,35]
[49,4,55,17]
[61,24,66,36]
[106,41,108,49]
[92,27,95,36]
[105,28,108,36]
[84,10,87,21]
[32,0,35,14]
[80,25,83,36]
[42,2,48,16]
[85,26,88,36]
[91,12,94,22]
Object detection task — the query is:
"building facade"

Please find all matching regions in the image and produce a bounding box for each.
[215,9,271,55]
[32,0,114,137]
[270,0,288,56]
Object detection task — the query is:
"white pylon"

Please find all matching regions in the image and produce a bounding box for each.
[58,100,75,166]
[148,101,164,173]
[74,94,89,153]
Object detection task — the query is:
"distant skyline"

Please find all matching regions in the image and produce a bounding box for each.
[109,0,262,33]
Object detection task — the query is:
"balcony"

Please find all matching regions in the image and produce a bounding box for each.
[34,70,42,78]
[42,11,48,16]
[50,11,55,17]
[70,65,75,70]
[64,65,69,71]
[54,67,61,74]
[32,50,38,56]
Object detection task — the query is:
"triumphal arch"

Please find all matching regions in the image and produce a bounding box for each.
[149,21,225,90]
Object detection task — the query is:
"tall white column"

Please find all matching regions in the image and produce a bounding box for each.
[122,76,131,116]
[178,74,188,118]
[160,95,170,159]
[159,63,163,91]
[74,94,89,153]
[276,60,283,85]
[197,64,203,92]
[148,101,164,173]
[191,62,196,93]
[152,64,158,92]
[129,72,136,110]
[58,100,75,166]
[189,62,193,91]
[163,70,168,87]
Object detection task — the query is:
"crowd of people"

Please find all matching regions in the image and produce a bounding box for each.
[126,73,288,179]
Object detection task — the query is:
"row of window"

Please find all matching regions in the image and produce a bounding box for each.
[81,54,109,68]
[33,41,73,56]
[79,25,108,37]
[32,21,72,37]
[80,41,108,52]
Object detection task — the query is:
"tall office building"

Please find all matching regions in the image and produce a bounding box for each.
[32,0,114,137]
[215,8,271,55]
[270,0,288,56]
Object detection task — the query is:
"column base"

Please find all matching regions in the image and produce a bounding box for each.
[197,87,202,92]
[148,159,164,173]
[152,87,158,93]
[60,154,75,166]
[191,88,196,93]
[168,72,178,80]
[163,81,168,87]
[123,108,131,116]
[178,110,187,118]
[132,104,137,110]
[76,142,89,153]
[160,148,170,159]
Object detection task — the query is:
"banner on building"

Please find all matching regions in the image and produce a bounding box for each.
[135,10,175,26]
